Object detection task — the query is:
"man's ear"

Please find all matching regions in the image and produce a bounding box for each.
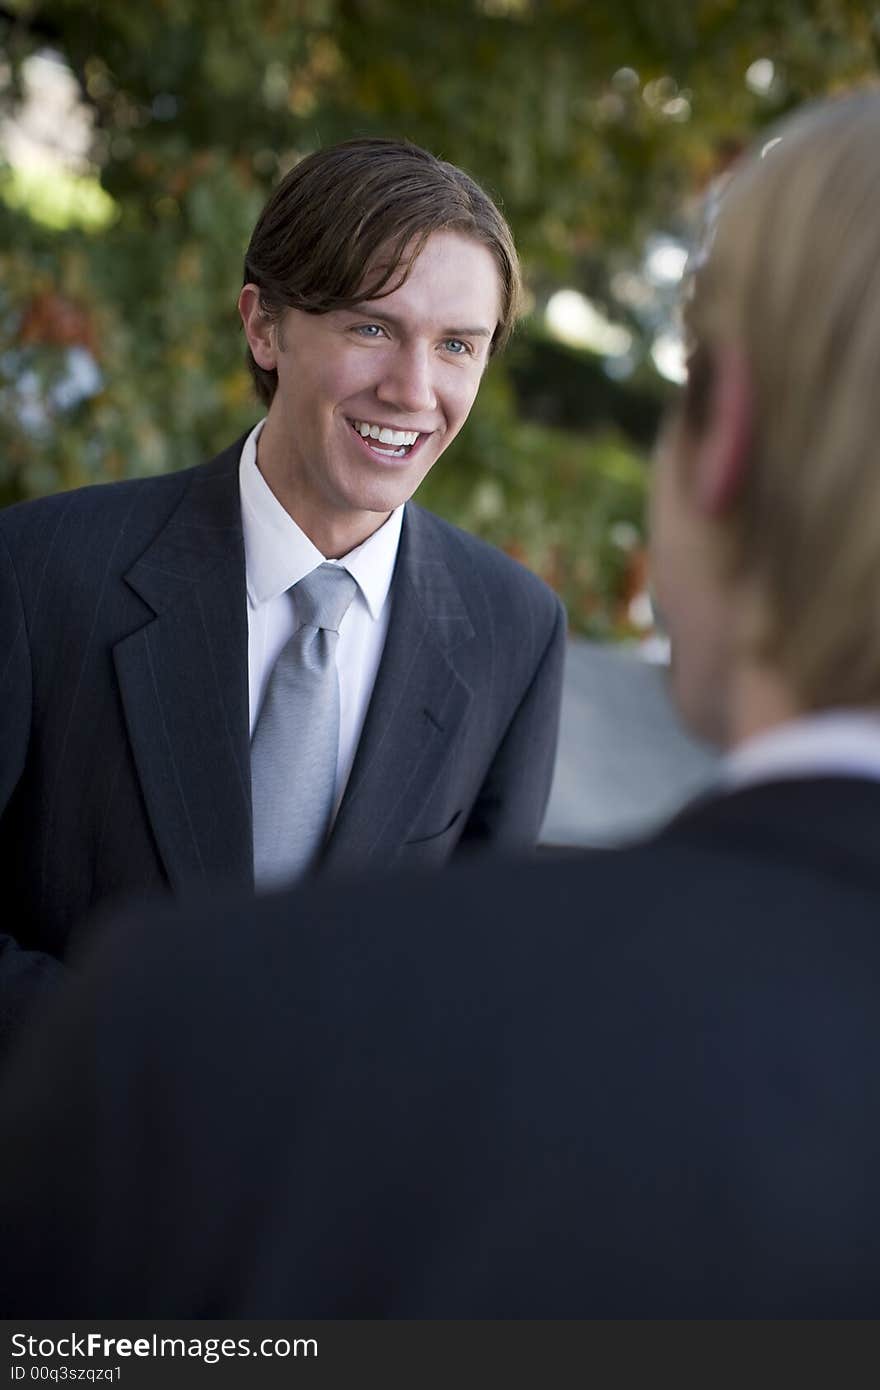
[694,343,753,516]
[238,284,277,371]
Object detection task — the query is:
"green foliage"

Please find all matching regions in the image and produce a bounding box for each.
[1,0,877,631]
[419,369,648,639]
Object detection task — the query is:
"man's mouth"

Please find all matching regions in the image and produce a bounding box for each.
[350,418,424,459]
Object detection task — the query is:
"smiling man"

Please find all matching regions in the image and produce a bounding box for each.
[0,139,566,1048]
[240,225,500,558]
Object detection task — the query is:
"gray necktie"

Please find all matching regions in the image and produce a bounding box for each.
[251,563,358,890]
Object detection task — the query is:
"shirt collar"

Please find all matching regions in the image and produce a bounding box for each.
[239,419,403,619]
[722,709,880,789]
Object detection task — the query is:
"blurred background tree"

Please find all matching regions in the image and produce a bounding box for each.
[1,0,877,636]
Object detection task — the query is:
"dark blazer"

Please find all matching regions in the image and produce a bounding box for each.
[0,436,565,1047]
[3,774,880,1317]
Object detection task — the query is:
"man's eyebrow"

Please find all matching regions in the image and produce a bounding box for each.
[444,326,494,339]
[348,305,494,338]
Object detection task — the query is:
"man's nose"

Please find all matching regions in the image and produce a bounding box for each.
[375,343,437,415]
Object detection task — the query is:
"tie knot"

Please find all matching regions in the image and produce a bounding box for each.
[293,563,358,633]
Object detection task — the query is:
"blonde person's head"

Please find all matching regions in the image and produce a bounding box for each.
[681,88,880,711]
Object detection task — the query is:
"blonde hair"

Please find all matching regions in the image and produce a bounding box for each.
[683,88,880,709]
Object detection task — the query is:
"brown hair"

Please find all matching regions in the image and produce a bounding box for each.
[243,138,522,405]
[680,87,880,710]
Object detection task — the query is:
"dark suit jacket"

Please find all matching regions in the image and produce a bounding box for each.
[0,436,565,1048]
[3,774,880,1317]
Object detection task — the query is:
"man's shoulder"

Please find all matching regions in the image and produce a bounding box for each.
[405,502,565,624]
[0,469,180,541]
[0,437,245,560]
[125,792,878,1009]
[375,781,880,961]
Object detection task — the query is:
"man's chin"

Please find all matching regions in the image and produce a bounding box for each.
[343,464,434,515]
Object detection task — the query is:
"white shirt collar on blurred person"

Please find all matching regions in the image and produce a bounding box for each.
[723,709,880,788]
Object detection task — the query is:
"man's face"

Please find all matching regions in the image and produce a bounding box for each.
[258,229,501,544]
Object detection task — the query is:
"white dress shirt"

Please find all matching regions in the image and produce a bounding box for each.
[239,420,403,816]
[722,709,880,789]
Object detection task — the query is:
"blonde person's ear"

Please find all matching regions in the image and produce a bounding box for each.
[693,343,753,517]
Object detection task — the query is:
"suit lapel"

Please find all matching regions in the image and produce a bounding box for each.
[114,446,253,893]
[321,505,474,873]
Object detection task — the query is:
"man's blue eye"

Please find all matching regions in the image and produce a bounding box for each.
[444,339,469,355]
[355,324,383,337]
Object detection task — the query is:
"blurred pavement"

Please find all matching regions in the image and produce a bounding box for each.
[540,638,719,848]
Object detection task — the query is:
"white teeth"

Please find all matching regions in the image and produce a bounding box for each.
[353,421,420,447]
